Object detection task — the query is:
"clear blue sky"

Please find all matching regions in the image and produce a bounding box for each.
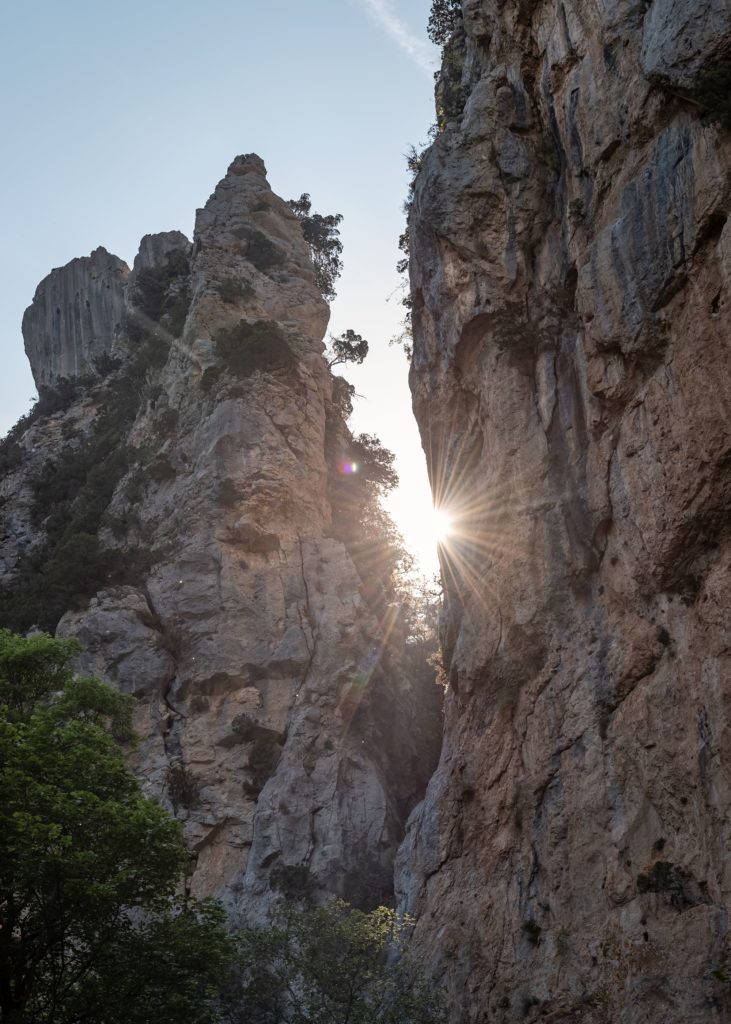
[0,0,440,569]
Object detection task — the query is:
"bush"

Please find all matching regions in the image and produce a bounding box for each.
[270,863,316,901]
[147,454,176,483]
[167,763,200,811]
[213,319,297,378]
[287,194,343,302]
[243,732,283,797]
[155,407,179,435]
[691,59,731,126]
[133,248,191,325]
[237,228,285,274]
[215,276,255,305]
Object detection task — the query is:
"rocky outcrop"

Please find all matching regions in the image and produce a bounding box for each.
[2,155,440,919]
[401,2,731,1021]
[23,247,129,388]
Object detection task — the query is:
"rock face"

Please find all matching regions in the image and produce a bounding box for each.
[23,247,129,388]
[401,2,731,1022]
[2,155,440,919]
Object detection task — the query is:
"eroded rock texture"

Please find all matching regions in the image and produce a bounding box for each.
[23,247,129,388]
[3,156,440,919]
[400,2,731,1021]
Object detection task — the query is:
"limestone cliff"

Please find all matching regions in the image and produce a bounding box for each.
[400,1,731,1021]
[1,155,440,918]
[23,247,129,389]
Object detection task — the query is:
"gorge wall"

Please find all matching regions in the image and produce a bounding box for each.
[400,1,731,1021]
[0,155,440,920]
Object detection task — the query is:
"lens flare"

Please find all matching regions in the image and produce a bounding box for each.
[431,505,453,546]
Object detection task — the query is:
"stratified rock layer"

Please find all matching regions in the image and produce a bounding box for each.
[400,2,731,1021]
[3,156,439,919]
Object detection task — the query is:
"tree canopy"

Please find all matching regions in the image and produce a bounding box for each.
[0,630,234,1024]
[427,0,462,46]
[287,193,344,302]
[326,329,369,369]
[225,899,444,1024]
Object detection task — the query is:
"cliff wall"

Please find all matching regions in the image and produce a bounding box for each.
[400,1,731,1021]
[2,156,440,919]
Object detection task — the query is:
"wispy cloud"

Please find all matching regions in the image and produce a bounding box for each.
[358,0,437,76]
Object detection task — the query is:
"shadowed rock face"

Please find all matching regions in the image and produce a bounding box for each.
[3,155,441,920]
[23,247,130,388]
[400,2,731,1021]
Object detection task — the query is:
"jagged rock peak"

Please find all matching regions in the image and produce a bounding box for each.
[182,150,328,370]
[2,154,443,923]
[23,247,129,389]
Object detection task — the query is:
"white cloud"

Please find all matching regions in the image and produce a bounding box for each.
[358,0,438,76]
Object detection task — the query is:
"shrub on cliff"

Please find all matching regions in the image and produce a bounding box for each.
[326,329,369,369]
[0,336,170,634]
[213,319,297,378]
[287,193,343,302]
[0,630,235,1024]
[691,59,731,126]
[132,248,191,336]
[427,0,462,46]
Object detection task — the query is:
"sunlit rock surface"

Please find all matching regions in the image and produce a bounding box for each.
[400,1,731,1021]
[4,155,441,918]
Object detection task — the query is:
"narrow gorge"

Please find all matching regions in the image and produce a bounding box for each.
[1,1,730,1022]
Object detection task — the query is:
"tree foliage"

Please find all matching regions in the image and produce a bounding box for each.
[287,194,344,302]
[427,0,462,46]
[213,319,297,379]
[326,330,369,369]
[0,630,234,1024]
[225,899,444,1024]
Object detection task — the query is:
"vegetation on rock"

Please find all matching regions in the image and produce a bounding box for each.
[287,193,344,302]
[213,319,297,378]
[226,899,444,1024]
[691,58,731,126]
[326,329,369,369]
[427,0,462,46]
[0,630,234,1024]
[0,335,169,634]
[0,629,441,1023]
[132,248,191,337]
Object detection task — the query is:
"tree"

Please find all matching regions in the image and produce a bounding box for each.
[0,630,234,1024]
[287,194,344,302]
[326,329,369,369]
[225,899,444,1024]
[427,0,462,46]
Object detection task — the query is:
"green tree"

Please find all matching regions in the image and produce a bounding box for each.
[287,194,344,302]
[0,630,234,1024]
[427,0,462,45]
[225,899,444,1024]
[326,330,369,369]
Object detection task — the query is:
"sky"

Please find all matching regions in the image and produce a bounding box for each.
[0,0,441,572]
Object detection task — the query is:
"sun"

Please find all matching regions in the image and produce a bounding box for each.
[430,505,454,546]
[386,484,455,574]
